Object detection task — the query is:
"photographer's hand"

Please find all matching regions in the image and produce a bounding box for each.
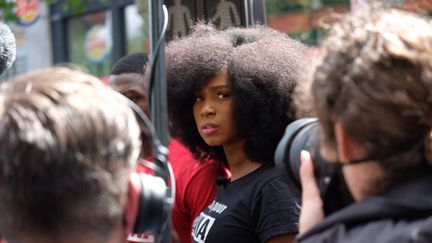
[299,150,324,235]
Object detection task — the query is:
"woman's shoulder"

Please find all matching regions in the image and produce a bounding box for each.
[247,166,299,208]
[248,166,301,240]
[224,165,296,204]
[227,165,280,187]
[251,166,288,188]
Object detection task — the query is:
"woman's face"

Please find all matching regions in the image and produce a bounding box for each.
[193,70,242,147]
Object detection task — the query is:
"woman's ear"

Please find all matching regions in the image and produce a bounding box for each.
[123,172,142,236]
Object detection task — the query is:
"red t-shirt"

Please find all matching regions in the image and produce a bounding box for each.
[128,139,226,243]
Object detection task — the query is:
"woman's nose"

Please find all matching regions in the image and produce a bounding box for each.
[201,102,215,117]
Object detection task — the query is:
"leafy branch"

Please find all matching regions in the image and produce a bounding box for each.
[0,1,19,22]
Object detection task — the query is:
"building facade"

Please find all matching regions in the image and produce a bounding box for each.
[2,0,430,81]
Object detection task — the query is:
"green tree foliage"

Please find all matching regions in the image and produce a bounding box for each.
[0,1,19,22]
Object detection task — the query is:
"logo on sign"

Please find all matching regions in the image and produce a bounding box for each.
[15,0,40,26]
[84,24,111,64]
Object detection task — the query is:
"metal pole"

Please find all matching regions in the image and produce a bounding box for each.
[148,0,169,147]
[148,1,170,242]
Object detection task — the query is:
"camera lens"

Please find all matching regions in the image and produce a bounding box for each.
[275,118,319,197]
[275,118,354,215]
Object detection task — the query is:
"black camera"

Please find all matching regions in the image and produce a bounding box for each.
[274,118,354,215]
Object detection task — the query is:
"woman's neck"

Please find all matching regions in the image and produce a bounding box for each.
[223,140,262,181]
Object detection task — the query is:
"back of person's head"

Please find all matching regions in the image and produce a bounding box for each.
[0,67,141,242]
[313,9,432,191]
[54,62,90,73]
[111,53,148,76]
[166,24,310,164]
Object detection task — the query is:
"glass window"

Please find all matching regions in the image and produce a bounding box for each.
[125,4,149,54]
[205,0,245,29]
[166,0,196,40]
[67,10,113,77]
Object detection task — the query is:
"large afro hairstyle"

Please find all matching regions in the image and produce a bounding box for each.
[166,24,309,165]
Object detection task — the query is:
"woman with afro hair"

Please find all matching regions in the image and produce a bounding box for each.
[166,24,310,243]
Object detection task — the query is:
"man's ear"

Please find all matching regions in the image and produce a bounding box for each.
[123,172,141,236]
[334,121,358,163]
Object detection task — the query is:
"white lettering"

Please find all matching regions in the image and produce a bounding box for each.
[192,212,215,243]
[208,201,227,214]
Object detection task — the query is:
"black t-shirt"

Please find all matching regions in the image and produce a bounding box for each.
[191,165,300,243]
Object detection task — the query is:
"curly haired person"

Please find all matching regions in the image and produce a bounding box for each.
[166,24,310,243]
[298,9,432,243]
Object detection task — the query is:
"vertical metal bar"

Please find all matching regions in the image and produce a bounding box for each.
[252,0,266,25]
[148,0,168,148]
[50,3,68,63]
[148,0,170,242]
[244,0,250,26]
[111,1,126,63]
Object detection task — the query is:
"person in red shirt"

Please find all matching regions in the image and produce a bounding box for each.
[110,53,226,243]
[168,139,228,242]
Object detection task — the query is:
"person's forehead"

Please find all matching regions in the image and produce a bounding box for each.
[195,70,230,92]
[110,73,143,89]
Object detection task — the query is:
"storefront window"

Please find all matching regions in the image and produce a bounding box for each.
[166,0,196,41]
[204,0,246,29]
[265,0,350,45]
[67,11,113,77]
[125,4,149,54]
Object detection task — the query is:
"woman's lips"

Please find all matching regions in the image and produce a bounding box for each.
[201,123,219,135]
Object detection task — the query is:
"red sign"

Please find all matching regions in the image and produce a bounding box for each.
[15,0,40,26]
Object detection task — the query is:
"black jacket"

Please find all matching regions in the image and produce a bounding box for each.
[297,173,432,243]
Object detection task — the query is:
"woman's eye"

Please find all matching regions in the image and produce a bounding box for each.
[217,92,230,99]
[194,96,204,102]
